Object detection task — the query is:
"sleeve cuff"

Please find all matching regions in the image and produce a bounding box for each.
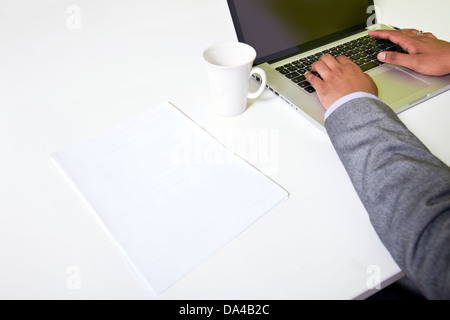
[324,92,380,121]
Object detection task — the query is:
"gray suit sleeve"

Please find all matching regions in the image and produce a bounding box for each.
[325,97,450,300]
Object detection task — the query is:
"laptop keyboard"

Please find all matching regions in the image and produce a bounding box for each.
[275,35,406,94]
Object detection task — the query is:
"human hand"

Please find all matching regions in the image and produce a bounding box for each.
[305,54,378,110]
[369,29,450,76]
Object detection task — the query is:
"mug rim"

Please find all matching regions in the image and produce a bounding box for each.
[203,41,257,69]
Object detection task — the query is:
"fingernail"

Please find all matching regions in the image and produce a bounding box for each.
[378,52,386,61]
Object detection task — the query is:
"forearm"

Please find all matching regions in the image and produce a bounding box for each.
[325,98,450,299]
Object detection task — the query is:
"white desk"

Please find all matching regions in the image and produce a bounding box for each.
[0,0,448,299]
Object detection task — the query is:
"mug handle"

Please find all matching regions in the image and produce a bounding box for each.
[247,67,267,100]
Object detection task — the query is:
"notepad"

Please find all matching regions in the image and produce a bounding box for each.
[52,102,288,295]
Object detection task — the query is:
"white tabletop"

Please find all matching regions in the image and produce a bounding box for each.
[0,0,449,300]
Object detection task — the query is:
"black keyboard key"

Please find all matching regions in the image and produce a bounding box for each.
[286,66,297,72]
[330,50,340,56]
[285,71,300,79]
[277,68,289,75]
[368,42,382,49]
[291,75,306,83]
[297,80,310,88]
[360,61,379,72]
[376,39,390,45]
[304,86,316,93]
[390,45,404,52]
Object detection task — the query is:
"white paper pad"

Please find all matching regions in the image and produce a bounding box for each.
[52,102,288,294]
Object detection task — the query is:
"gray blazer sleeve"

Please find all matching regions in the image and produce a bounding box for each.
[325,97,450,300]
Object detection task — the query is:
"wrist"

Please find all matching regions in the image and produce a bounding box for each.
[324,92,380,121]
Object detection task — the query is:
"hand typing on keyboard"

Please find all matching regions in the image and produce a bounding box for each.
[305,54,378,109]
[305,28,450,110]
[276,35,404,94]
[369,29,450,76]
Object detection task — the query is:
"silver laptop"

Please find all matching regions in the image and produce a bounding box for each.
[227,0,450,132]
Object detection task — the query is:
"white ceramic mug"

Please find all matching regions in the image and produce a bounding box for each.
[203,42,267,117]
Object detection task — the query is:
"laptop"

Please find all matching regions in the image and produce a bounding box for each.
[227,0,450,132]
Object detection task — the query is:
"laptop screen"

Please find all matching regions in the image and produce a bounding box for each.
[227,0,375,65]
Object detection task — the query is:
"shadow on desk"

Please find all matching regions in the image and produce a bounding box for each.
[366,279,425,300]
